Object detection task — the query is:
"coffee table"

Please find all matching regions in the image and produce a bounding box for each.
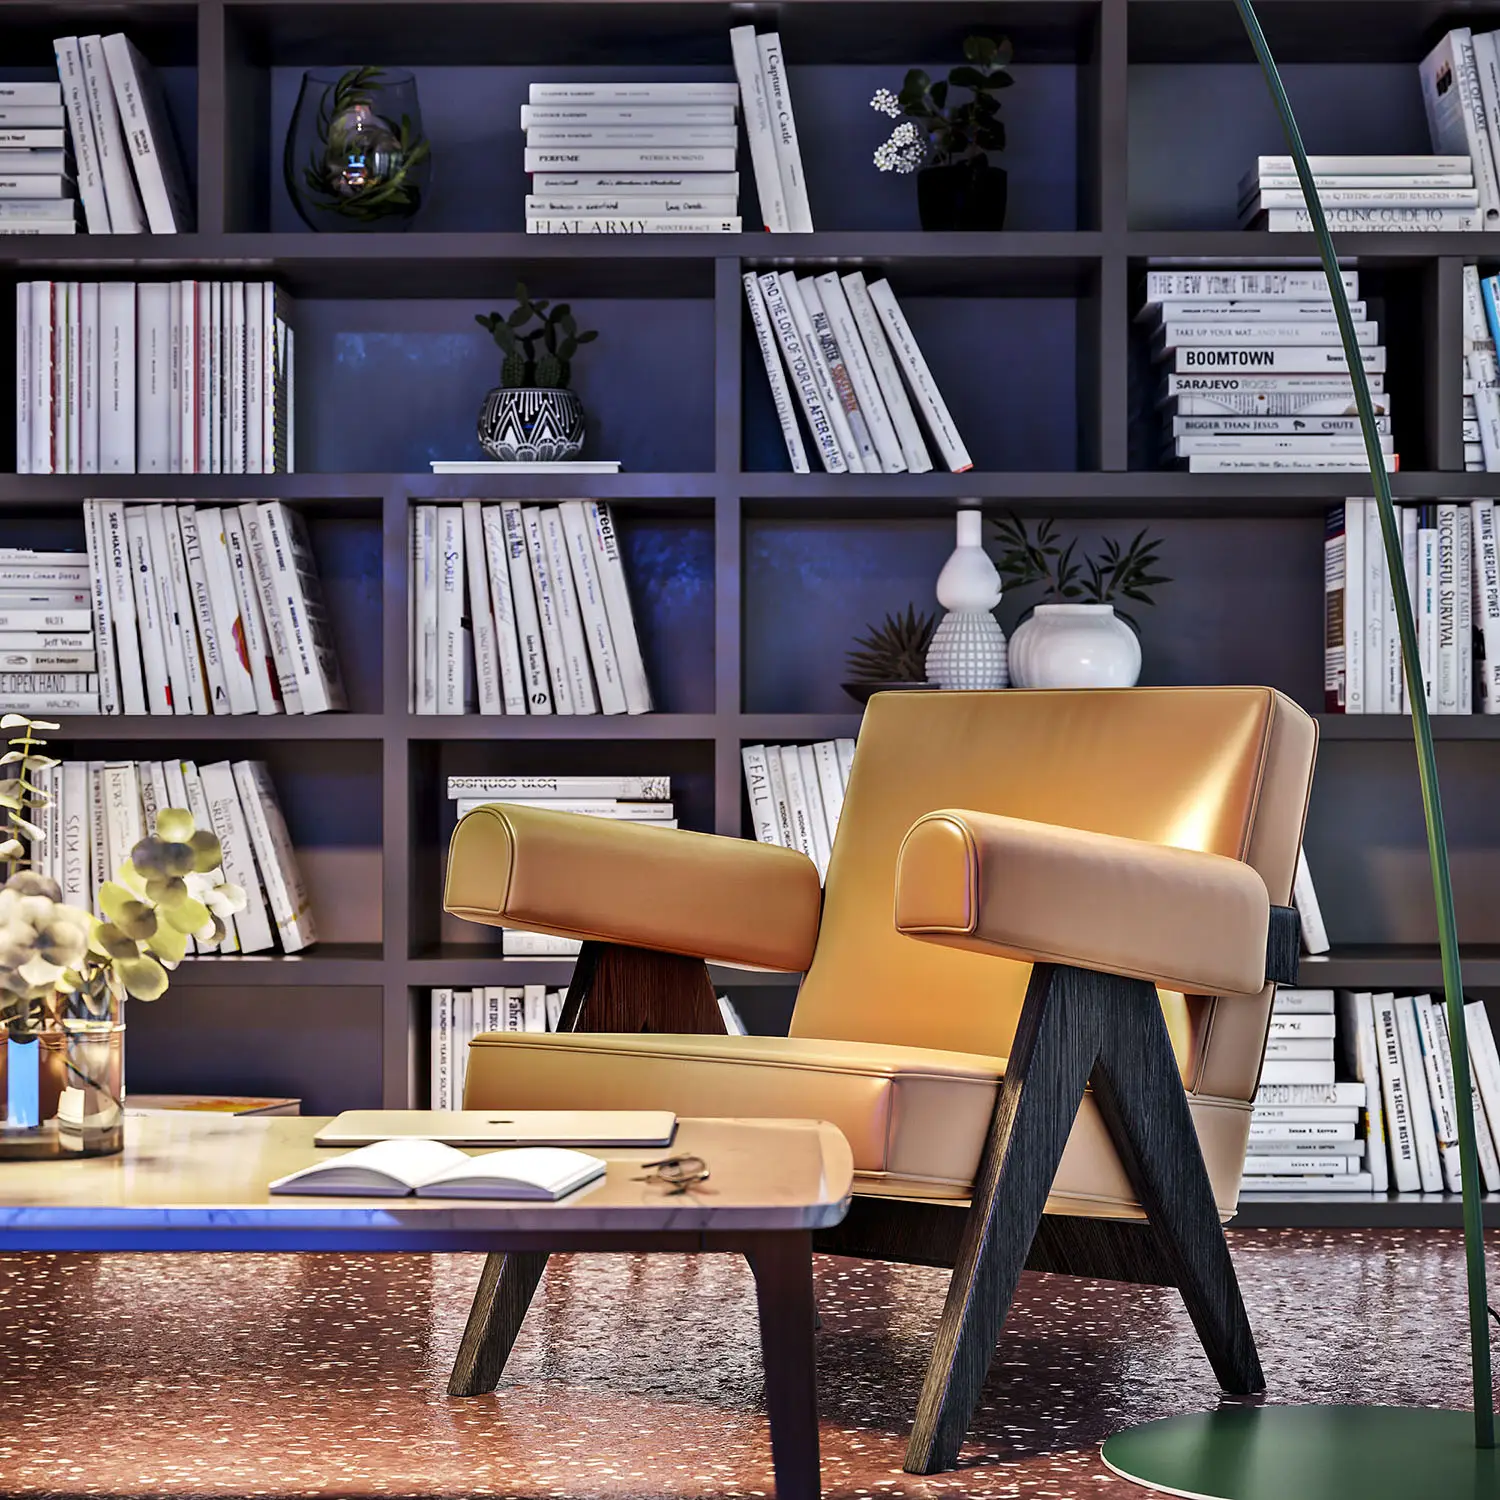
[0,1112,853,1500]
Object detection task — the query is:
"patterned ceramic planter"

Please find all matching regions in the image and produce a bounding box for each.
[477,387,585,462]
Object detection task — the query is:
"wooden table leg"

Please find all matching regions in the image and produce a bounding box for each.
[747,1231,821,1500]
[448,1250,549,1396]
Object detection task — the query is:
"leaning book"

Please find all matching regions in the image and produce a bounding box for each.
[269,1140,606,1200]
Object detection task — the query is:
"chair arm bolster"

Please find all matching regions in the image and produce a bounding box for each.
[894,809,1271,997]
[444,803,822,971]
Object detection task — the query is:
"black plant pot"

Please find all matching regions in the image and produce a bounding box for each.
[917,162,1008,232]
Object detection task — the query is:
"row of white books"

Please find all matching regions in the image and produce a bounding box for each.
[26,757,315,954]
[14,280,294,475]
[1324,497,1500,715]
[410,501,650,716]
[1239,153,1480,233]
[1463,264,1498,471]
[1421,29,1500,231]
[67,500,343,718]
[746,271,970,474]
[1144,267,1392,473]
[1,35,190,235]
[742,739,856,883]
[447,775,672,955]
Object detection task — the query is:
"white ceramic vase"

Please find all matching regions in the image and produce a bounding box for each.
[925,510,1008,689]
[1008,604,1141,689]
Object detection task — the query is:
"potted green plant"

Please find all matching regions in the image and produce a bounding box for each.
[870,35,1014,231]
[990,515,1170,688]
[841,604,939,704]
[474,284,600,463]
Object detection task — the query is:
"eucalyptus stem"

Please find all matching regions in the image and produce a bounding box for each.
[1234,0,1494,1448]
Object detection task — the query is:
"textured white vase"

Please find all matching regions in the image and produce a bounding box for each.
[925,510,1008,689]
[1008,604,1141,689]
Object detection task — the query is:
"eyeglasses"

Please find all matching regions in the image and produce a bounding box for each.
[633,1154,710,1194]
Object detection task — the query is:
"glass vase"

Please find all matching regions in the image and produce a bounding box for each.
[0,986,124,1159]
[284,67,432,232]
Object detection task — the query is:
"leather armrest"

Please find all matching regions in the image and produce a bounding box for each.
[894,809,1270,997]
[445,804,823,971]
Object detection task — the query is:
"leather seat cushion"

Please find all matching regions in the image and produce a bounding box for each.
[463,1032,1252,1215]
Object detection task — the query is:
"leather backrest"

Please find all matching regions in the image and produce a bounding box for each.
[789,687,1317,1102]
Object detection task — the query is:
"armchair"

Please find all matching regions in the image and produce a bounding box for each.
[443,687,1316,1475]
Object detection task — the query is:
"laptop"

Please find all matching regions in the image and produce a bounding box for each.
[314,1109,678,1148]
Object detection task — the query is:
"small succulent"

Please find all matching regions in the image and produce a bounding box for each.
[871,35,1014,175]
[476,282,599,390]
[990,514,1171,627]
[846,605,939,683]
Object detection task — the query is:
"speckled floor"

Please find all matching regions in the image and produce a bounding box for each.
[0,1230,1490,1498]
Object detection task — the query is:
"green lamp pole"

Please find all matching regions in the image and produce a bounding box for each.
[1102,4,1496,1495]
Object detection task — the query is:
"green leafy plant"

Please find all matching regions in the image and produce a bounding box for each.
[870,35,1014,174]
[990,515,1170,625]
[476,282,600,390]
[0,713,56,871]
[845,605,938,683]
[293,65,430,223]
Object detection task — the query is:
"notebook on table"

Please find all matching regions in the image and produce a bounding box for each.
[314,1109,677,1148]
[270,1140,606,1200]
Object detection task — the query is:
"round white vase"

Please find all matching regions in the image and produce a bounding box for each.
[1008,604,1141,689]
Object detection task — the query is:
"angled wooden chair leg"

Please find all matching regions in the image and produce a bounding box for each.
[904,963,1101,1475]
[447,1250,549,1396]
[1088,979,1265,1395]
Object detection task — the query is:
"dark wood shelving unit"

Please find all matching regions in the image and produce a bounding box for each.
[3,0,1498,1226]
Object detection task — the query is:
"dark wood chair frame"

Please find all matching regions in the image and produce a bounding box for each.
[447,908,1300,1477]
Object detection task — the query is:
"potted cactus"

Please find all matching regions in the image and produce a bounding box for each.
[474,283,599,462]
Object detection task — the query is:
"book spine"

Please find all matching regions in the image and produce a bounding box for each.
[867,278,973,473]
[197,506,257,715]
[781,273,864,472]
[742,272,809,473]
[101,31,188,232]
[0,130,67,149]
[835,736,855,786]
[240,501,302,714]
[435,506,465,715]
[777,745,817,865]
[228,281,245,472]
[525,126,737,146]
[796,742,831,877]
[29,280,50,475]
[741,744,781,844]
[177,758,235,950]
[178,505,229,715]
[1439,1003,1500,1192]
[265,501,345,714]
[1395,993,1444,1191]
[524,148,737,172]
[1164,374,1385,397]
[81,500,119,715]
[756,271,843,473]
[166,282,180,471]
[1476,500,1500,712]
[528,83,741,103]
[479,505,529,713]
[233,759,316,951]
[98,500,144,713]
[244,281,262,473]
[1155,321,1382,349]
[1168,346,1386,373]
[212,281,224,473]
[532,171,741,194]
[585,501,652,715]
[222,508,281,714]
[1353,991,1389,1192]
[1465,999,1500,1165]
[413,505,436,713]
[1293,847,1330,954]
[100,762,142,889]
[1437,501,1460,712]
[0,653,96,671]
[757,31,813,231]
[98,280,134,473]
[523,105,737,126]
[198,758,273,952]
[13,284,27,476]
[196,279,211,473]
[799,276,877,469]
[1363,498,1386,713]
[816,271,904,473]
[0,610,92,631]
[446,775,671,798]
[1402,505,1419,712]
[763,739,795,847]
[460,501,502,714]
[1419,508,1439,709]
[1258,206,1482,230]
[1415,995,1464,1192]
[1345,499,1365,713]
[124,507,171,713]
[60,760,90,912]
[540,506,598,713]
[79,34,144,233]
[52,38,110,232]
[1244,187,1480,209]
[135,282,171,473]
[1373,991,1421,1191]
[50,282,65,474]
[499,501,552,713]
[152,501,201,713]
[559,499,626,714]
[523,504,575,713]
[729,24,789,231]
[526,194,739,217]
[1458,502,1475,712]
[812,739,846,849]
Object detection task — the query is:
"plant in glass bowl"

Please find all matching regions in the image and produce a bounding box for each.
[0,715,245,1159]
[474,283,600,462]
[870,35,1014,231]
[990,515,1170,689]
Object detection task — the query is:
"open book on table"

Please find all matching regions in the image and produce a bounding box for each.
[269,1140,606,1200]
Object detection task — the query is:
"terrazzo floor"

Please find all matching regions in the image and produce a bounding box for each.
[0,1229,1490,1498]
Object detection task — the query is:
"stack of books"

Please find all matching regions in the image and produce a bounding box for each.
[410,500,651,716]
[431,986,570,1107]
[523,79,743,233]
[49,33,193,235]
[1323,496,1500,715]
[742,739,856,883]
[0,547,98,713]
[745,271,970,474]
[14,279,294,475]
[0,79,77,234]
[28,756,315,954]
[1421,29,1500,232]
[1242,988,1371,1193]
[1464,266,1499,472]
[447,775,674,954]
[60,499,345,719]
[1145,268,1392,474]
[1239,154,1478,233]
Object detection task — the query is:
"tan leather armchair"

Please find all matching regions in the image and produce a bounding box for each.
[444,687,1316,1474]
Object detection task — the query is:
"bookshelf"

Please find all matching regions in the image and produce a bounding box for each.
[3,0,1499,1227]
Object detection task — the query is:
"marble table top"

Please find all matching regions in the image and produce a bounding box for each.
[0,1114,854,1251]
